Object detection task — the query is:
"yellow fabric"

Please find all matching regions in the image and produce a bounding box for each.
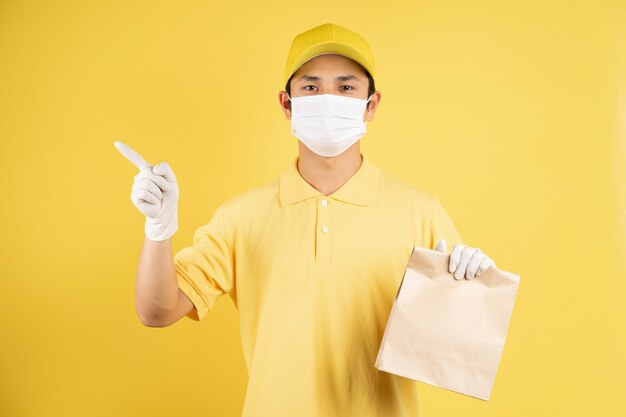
[283,22,376,86]
[174,154,463,417]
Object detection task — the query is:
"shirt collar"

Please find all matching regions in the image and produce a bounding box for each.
[279,154,380,207]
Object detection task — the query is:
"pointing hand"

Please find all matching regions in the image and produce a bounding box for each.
[114,140,179,241]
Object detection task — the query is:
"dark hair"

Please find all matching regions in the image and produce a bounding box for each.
[286,67,376,108]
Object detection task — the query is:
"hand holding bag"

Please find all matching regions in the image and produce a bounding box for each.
[375,246,520,400]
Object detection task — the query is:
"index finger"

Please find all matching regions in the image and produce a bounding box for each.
[114,141,152,170]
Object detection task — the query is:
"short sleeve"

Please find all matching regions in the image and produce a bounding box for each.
[428,196,463,252]
[173,203,235,321]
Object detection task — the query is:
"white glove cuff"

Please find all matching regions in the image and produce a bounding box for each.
[145,210,178,241]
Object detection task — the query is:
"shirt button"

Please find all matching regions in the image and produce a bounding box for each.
[321,226,329,233]
[321,199,328,206]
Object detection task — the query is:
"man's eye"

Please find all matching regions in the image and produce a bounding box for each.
[341,85,354,90]
[303,85,317,91]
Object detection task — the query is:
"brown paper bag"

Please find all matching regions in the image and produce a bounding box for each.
[375,246,520,400]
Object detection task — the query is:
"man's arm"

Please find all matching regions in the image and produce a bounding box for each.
[135,235,194,327]
[113,141,195,326]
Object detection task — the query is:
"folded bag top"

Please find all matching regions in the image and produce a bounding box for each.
[375,246,520,401]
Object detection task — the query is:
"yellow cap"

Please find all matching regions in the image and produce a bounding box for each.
[283,23,375,87]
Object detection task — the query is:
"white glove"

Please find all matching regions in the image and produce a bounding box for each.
[114,141,179,241]
[434,239,496,280]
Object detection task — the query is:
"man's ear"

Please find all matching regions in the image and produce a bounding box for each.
[279,91,292,120]
[365,91,381,121]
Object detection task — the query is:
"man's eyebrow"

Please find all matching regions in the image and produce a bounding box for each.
[297,74,360,82]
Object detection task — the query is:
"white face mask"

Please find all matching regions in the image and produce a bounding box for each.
[287,93,373,157]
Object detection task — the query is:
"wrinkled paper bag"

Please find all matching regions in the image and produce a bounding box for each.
[375,246,520,400]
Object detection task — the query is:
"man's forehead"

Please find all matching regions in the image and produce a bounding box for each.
[294,74,362,82]
[294,55,367,81]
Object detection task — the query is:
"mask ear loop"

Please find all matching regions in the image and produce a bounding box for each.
[364,94,374,125]
[286,93,292,111]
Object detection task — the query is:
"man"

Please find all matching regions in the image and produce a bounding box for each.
[115,22,495,417]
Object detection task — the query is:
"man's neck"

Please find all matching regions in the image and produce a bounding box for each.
[296,142,363,196]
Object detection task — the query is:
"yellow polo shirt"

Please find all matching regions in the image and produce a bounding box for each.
[174,154,463,417]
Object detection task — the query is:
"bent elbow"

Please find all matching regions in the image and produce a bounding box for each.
[136,309,170,328]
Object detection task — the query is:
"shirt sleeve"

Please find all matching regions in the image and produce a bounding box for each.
[428,195,464,252]
[173,203,235,321]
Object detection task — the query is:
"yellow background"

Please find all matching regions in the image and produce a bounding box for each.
[1,0,624,416]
